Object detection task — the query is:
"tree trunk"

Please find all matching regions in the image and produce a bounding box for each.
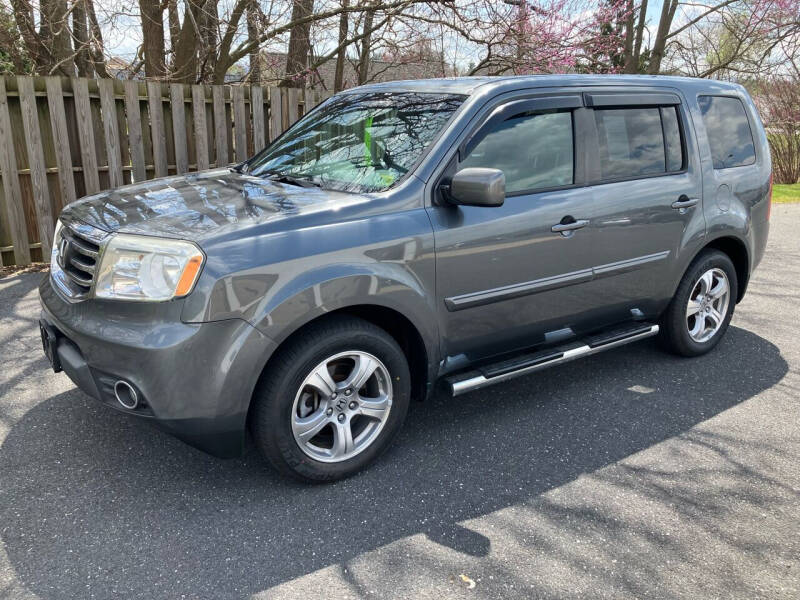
[357,3,375,85]
[167,0,181,55]
[212,0,249,83]
[647,0,677,74]
[247,0,261,83]
[139,0,166,78]
[199,0,219,81]
[40,0,74,74]
[171,0,203,83]
[632,0,648,70]
[72,0,93,77]
[334,0,349,91]
[9,0,48,69]
[284,0,315,87]
[85,0,110,77]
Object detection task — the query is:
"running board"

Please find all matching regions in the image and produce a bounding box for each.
[446,323,659,396]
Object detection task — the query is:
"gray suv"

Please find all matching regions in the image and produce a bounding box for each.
[39,75,771,481]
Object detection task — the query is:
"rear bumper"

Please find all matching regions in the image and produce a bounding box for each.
[39,275,275,457]
[752,217,769,272]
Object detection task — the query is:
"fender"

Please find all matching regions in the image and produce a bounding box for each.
[248,263,440,391]
[668,229,752,305]
[180,195,440,383]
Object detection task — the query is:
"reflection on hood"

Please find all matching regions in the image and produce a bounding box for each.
[61,169,368,241]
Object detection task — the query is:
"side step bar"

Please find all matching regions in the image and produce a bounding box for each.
[446,323,659,396]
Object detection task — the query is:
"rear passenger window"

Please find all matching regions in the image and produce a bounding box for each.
[698,96,756,169]
[594,107,684,180]
[461,110,573,194]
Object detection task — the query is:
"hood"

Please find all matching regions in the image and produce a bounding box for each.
[61,169,369,242]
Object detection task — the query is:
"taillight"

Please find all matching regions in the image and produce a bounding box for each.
[767,172,773,220]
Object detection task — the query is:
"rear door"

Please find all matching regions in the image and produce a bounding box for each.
[577,91,706,322]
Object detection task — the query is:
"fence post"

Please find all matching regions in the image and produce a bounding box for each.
[72,78,100,195]
[147,81,168,177]
[287,88,300,126]
[18,76,54,256]
[170,84,189,175]
[45,77,76,210]
[212,86,228,167]
[0,78,30,265]
[98,79,124,189]
[269,87,282,143]
[123,81,147,183]
[252,86,265,153]
[232,86,247,163]
[192,85,209,171]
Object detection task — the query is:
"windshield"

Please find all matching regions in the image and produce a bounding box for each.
[247,92,465,193]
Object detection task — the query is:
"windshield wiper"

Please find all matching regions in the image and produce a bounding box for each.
[263,173,321,188]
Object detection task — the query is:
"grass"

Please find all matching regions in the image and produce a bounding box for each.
[773,183,800,204]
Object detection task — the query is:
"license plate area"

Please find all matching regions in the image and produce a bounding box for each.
[39,320,62,373]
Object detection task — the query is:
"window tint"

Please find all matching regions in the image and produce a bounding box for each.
[595,107,666,179]
[698,96,756,169]
[461,110,573,193]
[662,106,683,172]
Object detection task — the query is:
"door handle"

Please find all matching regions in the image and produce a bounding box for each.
[551,217,589,235]
[671,195,699,209]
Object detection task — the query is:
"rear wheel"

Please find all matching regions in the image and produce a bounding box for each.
[250,315,410,482]
[660,250,738,357]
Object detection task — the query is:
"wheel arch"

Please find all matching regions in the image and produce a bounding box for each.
[700,235,750,302]
[247,302,435,433]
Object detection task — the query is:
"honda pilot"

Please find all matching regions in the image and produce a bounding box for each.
[39,75,771,481]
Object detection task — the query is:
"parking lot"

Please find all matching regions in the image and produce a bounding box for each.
[1,204,798,599]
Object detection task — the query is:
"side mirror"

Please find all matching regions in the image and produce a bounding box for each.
[446,168,505,207]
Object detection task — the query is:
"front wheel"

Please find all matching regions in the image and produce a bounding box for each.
[250,315,411,482]
[659,249,738,357]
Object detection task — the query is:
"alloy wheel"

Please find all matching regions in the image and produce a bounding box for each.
[686,267,730,343]
[291,351,393,463]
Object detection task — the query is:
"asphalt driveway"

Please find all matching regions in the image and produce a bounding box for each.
[1,204,799,599]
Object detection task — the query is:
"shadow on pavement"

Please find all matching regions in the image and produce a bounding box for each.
[0,324,789,598]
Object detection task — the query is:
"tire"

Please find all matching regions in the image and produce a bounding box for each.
[250,315,411,482]
[659,249,738,357]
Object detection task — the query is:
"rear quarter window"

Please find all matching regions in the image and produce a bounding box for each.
[698,96,756,169]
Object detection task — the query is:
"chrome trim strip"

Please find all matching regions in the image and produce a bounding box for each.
[63,268,92,287]
[449,325,659,396]
[445,251,671,312]
[69,255,95,273]
[592,250,671,277]
[61,229,100,258]
[444,269,593,311]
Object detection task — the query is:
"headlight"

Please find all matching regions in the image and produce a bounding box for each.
[50,219,63,273]
[94,234,204,301]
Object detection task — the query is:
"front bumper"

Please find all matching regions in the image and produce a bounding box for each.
[39,275,275,457]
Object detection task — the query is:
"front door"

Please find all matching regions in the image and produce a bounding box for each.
[428,96,605,367]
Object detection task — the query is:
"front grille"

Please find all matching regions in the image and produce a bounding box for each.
[52,220,108,300]
[59,227,99,291]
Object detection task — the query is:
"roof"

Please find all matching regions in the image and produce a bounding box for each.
[341,74,745,96]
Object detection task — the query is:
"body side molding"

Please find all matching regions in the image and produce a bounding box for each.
[445,251,671,312]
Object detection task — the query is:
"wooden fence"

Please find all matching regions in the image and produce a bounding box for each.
[0,76,329,266]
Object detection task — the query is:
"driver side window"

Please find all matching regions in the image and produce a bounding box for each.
[461,109,574,194]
